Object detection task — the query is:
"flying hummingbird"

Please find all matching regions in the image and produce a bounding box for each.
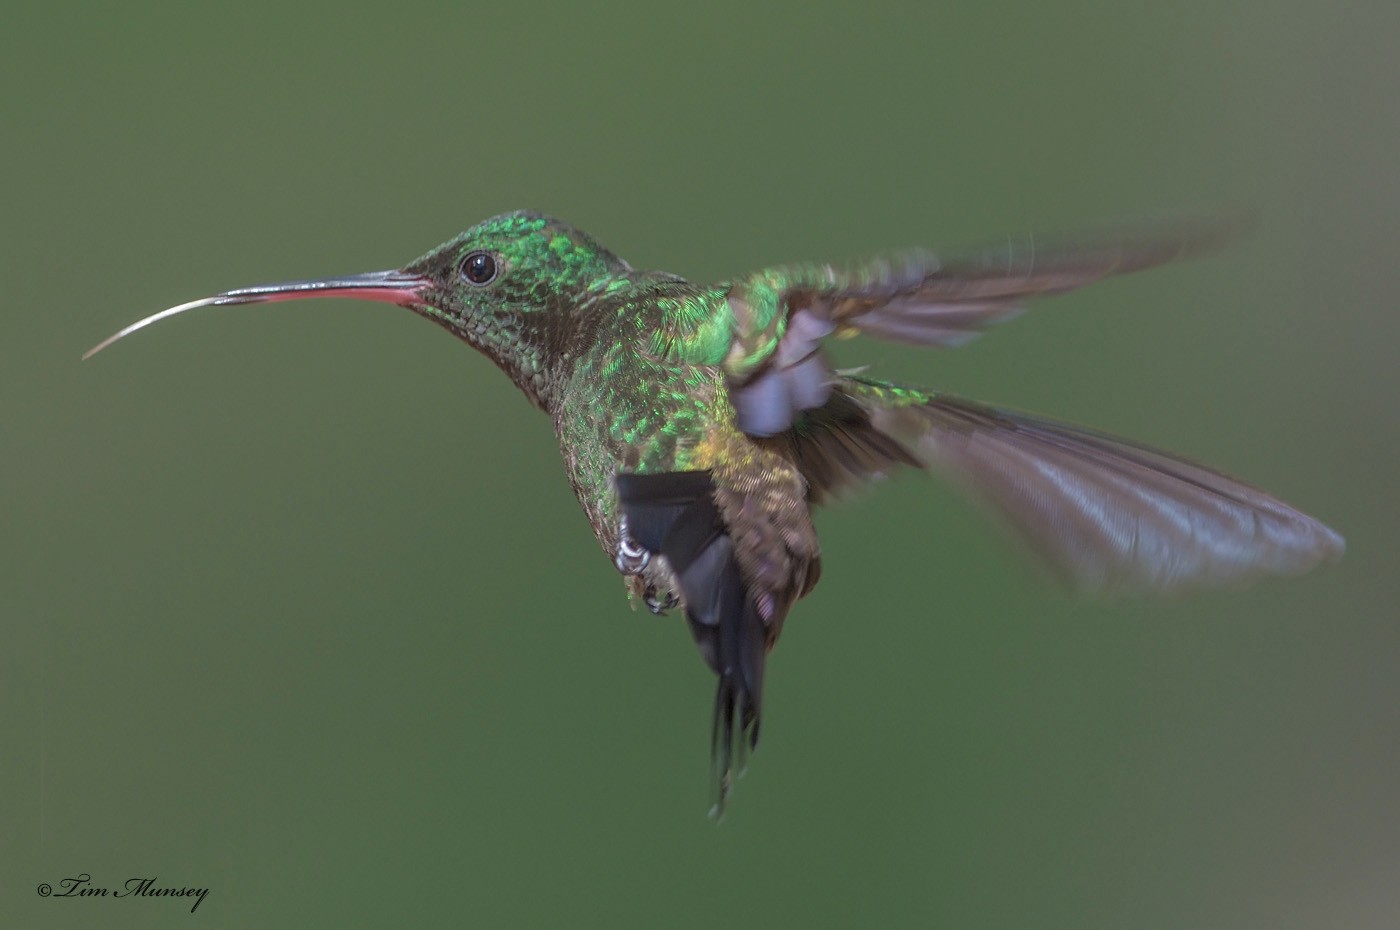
[86,210,1344,814]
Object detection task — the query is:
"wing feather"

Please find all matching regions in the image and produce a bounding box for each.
[778,379,1344,594]
[721,216,1241,436]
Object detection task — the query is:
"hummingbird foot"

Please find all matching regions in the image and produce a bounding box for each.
[622,575,678,615]
[613,515,650,574]
[618,517,681,614]
[643,584,679,616]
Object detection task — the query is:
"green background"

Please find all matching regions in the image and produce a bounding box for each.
[5,2,1397,927]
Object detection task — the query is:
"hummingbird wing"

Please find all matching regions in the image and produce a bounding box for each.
[775,376,1344,594]
[709,216,1238,437]
[615,470,768,815]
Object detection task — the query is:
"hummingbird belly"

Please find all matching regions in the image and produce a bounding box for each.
[553,352,820,627]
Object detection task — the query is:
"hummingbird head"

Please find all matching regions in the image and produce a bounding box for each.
[400,210,633,404]
[83,210,633,408]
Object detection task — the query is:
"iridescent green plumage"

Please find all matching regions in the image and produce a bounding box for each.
[85,209,1344,815]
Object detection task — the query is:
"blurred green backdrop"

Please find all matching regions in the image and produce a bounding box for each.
[4,2,1397,928]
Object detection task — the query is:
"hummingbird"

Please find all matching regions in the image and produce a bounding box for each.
[86,210,1344,814]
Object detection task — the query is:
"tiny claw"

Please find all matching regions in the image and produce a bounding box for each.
[643,585,678,616]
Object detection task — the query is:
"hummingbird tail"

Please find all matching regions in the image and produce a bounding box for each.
[615,470,766,816]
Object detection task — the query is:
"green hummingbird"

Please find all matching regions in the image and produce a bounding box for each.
[86,210,1344,814]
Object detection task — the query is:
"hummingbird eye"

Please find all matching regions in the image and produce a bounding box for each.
[460,251,498,286]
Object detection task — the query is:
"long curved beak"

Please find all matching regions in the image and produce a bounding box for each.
[82,269,430,360]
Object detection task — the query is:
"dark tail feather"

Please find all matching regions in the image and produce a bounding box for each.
[616,470,767,816]
[687,546,765,816]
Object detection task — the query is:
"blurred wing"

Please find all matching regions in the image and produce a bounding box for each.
[715,215,1240,437]
[778,378,1344,594]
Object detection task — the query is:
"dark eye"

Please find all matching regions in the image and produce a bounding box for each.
[460,251,497,286]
